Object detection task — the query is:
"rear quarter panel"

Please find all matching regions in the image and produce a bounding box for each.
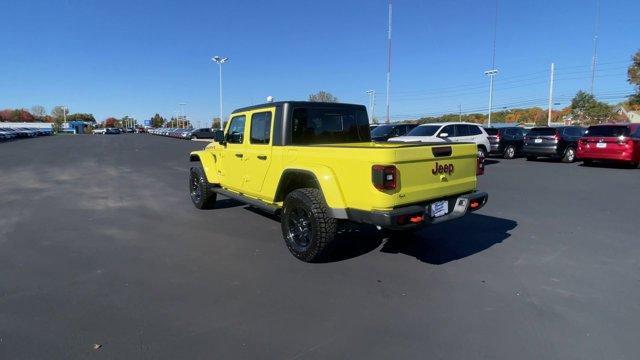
[267,143,478,211]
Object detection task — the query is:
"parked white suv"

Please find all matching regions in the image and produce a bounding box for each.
[388,122,491,157]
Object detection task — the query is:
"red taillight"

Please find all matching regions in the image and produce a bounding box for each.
[495,135,501,141]
[579,138,587,145]
[372,165,397,190]
[477,153,485,176]
[554,133,561,141]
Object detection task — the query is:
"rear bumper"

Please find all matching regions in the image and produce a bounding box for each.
[522,144,559,156]
[345,191,488,229]
[489,143,501,154]
[577,151,635,162]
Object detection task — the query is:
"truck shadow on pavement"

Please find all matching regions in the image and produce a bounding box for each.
[242,204,516,265]
[379,214,517,264]
[329,214,516,264]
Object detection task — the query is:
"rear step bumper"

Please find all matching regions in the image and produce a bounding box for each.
[346,191,488,229]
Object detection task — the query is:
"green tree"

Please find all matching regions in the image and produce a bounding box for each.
[50,106,68,131]
[211,117,221,129]
[570,90,614,124]
[150,113,165,128]
[627,50,640,105]
[67,113,96,122]
[308,91,338,103]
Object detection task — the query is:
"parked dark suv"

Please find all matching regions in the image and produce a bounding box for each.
[371,123,418,141]
[523,126,585,162]
[485,127,525,159]
[189,128,216,140]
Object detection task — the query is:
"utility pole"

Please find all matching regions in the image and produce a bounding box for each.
[385,0,392,124]
[366,90,376,123]
[547,62,555,127]
[212,56,229,123]
[590,0,600,95]
[459,104,462,122]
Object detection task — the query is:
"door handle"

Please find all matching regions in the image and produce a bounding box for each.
[257,155,268,160]
[235,153,243,158]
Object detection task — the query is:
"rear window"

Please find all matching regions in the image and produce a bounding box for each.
[371,125,394,137]
[407,125,440,136]
[290,107,370,145]
[585,126,630,137]
[484,128,499,135]
[528,128,557,136]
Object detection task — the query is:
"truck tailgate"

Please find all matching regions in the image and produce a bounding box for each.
[391,143,478,207]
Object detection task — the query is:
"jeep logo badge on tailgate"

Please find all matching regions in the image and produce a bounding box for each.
[432,162,454,175]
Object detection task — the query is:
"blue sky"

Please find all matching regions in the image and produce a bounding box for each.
[1,0,638,126]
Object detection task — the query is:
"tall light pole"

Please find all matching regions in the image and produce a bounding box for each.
[366,90,376,123]
[547,62,555,127]
[459,104,462,122]
[590,0,600,95]
[485,69,498,127]
[212,56,229,123]
[385,0,392,124]
[485,0,499,128]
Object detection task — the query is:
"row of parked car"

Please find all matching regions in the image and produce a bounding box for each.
[371,122,640,167]
[0,127,53,141]
[147,127,217,140]
[92,127,142,134]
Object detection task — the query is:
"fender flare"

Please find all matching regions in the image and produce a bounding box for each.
[189,150,219,184]
[275,165,347,210]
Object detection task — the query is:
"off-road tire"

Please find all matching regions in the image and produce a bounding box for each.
[526,156,537,161]
[503,145,516,159]
[562,147,576,163]
[189,166,217,209]
[281,188,337,262]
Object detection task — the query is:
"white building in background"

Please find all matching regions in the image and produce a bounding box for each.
[619,106,640,123]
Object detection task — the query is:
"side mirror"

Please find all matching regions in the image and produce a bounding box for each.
[439,132,449,138]
[213,130,226,145]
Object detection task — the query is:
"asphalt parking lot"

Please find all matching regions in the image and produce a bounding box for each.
[1,134,639,359]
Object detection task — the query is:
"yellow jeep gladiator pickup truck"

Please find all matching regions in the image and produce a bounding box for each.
[189,101,487,262]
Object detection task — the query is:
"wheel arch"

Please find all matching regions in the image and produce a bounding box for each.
[189,150,219,184]
[274,167,346,209]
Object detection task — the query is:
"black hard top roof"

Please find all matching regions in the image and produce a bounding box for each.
[232,101,366,114]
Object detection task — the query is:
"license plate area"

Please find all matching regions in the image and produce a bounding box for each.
[534,138,543,143]
[596,143,607,148]
[428,200,449,218]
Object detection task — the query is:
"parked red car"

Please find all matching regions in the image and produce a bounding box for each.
[577,124,640,167]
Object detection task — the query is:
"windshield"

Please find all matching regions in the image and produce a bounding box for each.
[371,125,394,137]
[585,126,630,137]
[290,107,371,144]
[528,128,557,136]
[406,125,440,137]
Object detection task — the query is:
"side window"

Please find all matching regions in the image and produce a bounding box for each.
[455,124,470,136]
[468,125,482,135]
[633,126,640,138]
[440,125,456,137]
[250,112,272,144]
[226,116,246,144]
